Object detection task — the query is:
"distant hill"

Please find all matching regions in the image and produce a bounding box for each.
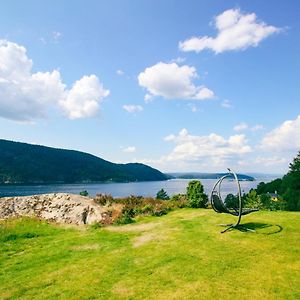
[0,139,167,184]
[167,172,255,181]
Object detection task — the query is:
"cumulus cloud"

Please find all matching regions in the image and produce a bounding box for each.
[138,62,215,101]
[121,146,136,153]
[122,104,143,113]
[140,129,252,172]
[234,122,264,132]
[261,115,300,151]
[164,128,251,163]
[233,122,248,132]
[0,39,109,121]
[179,8,280,54]
[59,75,109,119]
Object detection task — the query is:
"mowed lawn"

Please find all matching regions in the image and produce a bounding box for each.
[0,209,299,300]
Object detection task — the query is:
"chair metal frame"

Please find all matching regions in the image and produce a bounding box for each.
[210,168,258,233]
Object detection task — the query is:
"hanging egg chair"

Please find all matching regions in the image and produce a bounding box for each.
[210,168,258,233]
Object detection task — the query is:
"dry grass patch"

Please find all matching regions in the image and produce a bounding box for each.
[106,221,160,233]
[70,243,101,251]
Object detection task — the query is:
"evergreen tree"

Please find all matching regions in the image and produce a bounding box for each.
[282,151,300,210]
[156,189,170,200]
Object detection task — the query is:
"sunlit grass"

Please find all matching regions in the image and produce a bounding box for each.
[1,209,299,299]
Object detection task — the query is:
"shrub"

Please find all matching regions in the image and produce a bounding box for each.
[115,207,135,225]
[259,193,286,211]
[186,180,208,208]
[94,194,113,206]
[244,189,262,209]
[224,193,239,209]
[79,190,89,197]
[92,194,187,226]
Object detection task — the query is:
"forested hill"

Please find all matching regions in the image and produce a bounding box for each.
[168,172,255,181]
[0,139,167,184]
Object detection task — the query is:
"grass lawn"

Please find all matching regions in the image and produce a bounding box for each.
[0,209,299,299]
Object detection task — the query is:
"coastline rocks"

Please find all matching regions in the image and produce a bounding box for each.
[0,193,105,225]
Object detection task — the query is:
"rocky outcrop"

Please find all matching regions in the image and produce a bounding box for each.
[0,193,105,225]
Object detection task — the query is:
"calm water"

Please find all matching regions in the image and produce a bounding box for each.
[0,176,279,198]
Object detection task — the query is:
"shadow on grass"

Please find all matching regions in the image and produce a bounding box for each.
[235,222,283,235]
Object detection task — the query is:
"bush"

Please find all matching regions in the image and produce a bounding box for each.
[244,189,262,209]
[92,194,187,226]
[224,193,239,209]
[94,194,113,206]
[186,180,208,208]
[259,193,286,211]
[115,207,135,225]
[79,190,89,197]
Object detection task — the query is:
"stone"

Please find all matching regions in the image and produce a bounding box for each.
[0,193,104,225]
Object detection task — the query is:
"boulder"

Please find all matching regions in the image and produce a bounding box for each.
[0,193,104,225]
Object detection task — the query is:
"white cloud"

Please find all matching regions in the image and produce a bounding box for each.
[122,146,136,153]
[138,62,215,101]
[163,128,251,163]
[0,39,109,121]
[116,69,124,76]
[122,104,143,113]
[144,93,153,103]
[251,124,264,131]
[179,8,280,54]
[233,122,248,132]
[261,115,300,151]
[170,57,186,64]
[140,129,252,172]
[59,75,109,119]
[253,156,287,166]
[221,99,233,109]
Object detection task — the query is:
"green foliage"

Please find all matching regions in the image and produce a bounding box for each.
[79,190,89,196]
[256,151,300,211]
[156,189,170,200]
[115,207,136,225]
[281,151,300,210]
[186,180,208,208]
[94,194,114,206]
[95,195,187,225]
[256,179,283,195]
[224,193,239,208]
[244,189,262,209]
[259,193,286,211]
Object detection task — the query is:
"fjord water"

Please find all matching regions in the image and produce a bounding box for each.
[0,176,279,198]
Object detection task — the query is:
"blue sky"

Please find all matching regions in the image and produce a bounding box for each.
[0,0,299,173]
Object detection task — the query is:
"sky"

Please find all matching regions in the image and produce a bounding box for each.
[0,0,299,174]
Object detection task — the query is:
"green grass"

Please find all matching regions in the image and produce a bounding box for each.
[0,209,299,299]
